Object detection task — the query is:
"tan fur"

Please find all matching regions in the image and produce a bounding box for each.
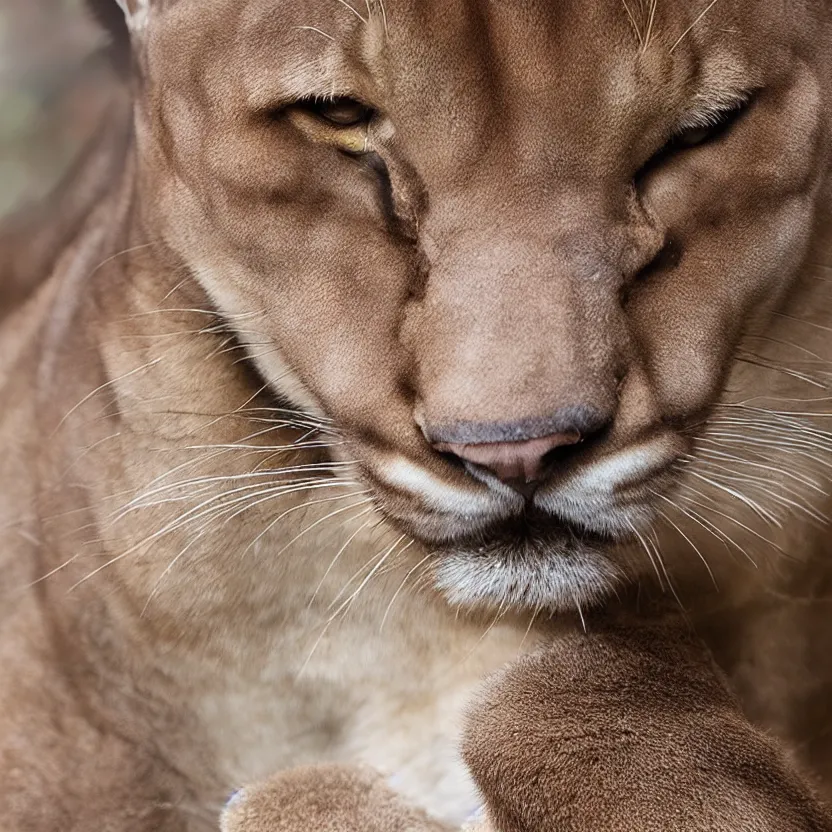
[220,612,832,832]
[220,765,453,832]
[463,611,832,831]
[1,0,831,829]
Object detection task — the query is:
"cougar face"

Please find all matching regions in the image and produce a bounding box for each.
[126,0,829,612]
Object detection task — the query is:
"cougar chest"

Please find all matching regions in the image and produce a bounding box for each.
[189,595,538,825]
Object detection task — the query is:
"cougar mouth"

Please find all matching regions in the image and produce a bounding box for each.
[361,480,637,612]
[440,508,617,553]
[361,439,680,611]
[432,514,626,612]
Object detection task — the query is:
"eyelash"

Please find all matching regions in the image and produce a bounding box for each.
[636,97,755,181]
[673,100,751,147]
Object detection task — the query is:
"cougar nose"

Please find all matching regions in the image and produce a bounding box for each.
[425,409,612,496]
[434,432,582,490]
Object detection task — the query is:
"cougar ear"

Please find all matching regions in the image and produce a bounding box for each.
[113,0,150,30]
[85,0,149,70]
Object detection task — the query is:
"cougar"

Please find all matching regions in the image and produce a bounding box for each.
[0,0,830,829]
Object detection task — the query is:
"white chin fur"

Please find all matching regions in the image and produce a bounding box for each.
[434,541,622,612]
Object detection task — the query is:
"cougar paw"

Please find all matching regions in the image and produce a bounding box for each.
[219,763,452,832]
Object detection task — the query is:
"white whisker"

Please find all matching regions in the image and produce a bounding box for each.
[241,492,372,557]
[670,0,723,54]
[379,551,432,632]
[308,511,376,608]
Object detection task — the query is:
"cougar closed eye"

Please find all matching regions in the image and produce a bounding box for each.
[295,96,375,128]
[636,94,756,180]
[672,95,756,148]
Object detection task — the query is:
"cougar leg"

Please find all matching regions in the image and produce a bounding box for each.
[0,606,192,832]
[463,615,832,832]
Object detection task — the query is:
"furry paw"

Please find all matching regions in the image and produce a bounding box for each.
[462,617,832,832]
[220,764,453,832]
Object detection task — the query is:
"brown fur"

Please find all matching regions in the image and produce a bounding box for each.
[220,765,452,832]
[463,613,832,831]
[220,614,832,831]
[1,0,831,829]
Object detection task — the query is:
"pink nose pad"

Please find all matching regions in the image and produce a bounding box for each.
[434,431,582,486]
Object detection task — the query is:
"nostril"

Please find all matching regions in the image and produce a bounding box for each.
[539,419,610,469]
[435,447,468,472]
[539,442,581,470]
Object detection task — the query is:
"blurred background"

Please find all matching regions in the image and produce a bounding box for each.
[0,0,105,220]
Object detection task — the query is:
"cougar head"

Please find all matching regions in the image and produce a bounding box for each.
[100,0,831,611]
